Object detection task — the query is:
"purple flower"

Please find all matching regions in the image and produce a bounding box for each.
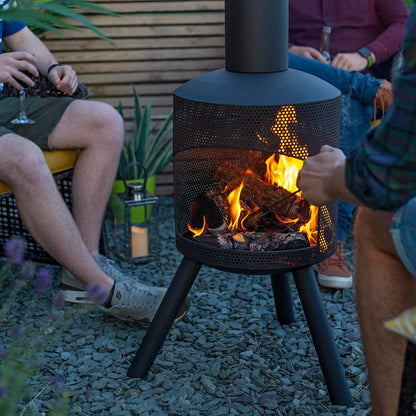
[3,237,26,265]
[86,283,108,305]
[52,291,65,310]
[19,261,36,280]
[35,267,53,297]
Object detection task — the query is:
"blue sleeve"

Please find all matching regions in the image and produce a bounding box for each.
[3,20,26,37]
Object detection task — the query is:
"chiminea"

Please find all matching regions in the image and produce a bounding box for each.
[128,0,353,406]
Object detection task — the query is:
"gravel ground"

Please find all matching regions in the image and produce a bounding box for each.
[2,197,370,416]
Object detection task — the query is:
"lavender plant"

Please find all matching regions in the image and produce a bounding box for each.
[0,237,96,416]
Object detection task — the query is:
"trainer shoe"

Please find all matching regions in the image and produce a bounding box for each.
[60,255,188,323]
[60,254,127,291]
[374,80,393,119]
[316,241,353,289]
[99,280,188,323]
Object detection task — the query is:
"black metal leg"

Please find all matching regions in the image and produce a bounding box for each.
[292,266,353,406]
[271,272,295,324]
[127,256,201,378]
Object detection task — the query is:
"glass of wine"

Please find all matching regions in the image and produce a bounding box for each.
[11,89,35,125]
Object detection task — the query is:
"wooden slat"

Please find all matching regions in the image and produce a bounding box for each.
[43,24,225,40]
[69,59,224,74]
[43,36,224,51]
[52,47,224,63]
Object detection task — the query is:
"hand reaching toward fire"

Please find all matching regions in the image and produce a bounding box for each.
[297,145,361,206]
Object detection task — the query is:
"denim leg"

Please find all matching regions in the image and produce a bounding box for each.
[337,95,373,242]
[288,53,382,106]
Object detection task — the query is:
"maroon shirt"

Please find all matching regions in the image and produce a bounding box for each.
[289,0,409,73]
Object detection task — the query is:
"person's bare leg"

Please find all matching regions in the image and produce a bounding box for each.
[354,207,416,415]
[48,100,124,255]
[0,135,114,294]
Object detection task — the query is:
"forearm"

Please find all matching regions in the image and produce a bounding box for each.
[4,27,58,76]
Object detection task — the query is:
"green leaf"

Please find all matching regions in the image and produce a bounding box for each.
[116,88,174,180]
[0,0,119,45]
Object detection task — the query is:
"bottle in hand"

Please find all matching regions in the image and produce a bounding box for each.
[320,26,331,64]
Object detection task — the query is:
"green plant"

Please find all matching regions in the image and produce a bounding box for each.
[0,237,101,415]
[0,0,118,45]
[117,88,173,180]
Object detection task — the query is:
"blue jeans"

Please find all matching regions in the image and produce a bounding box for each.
[289,53,383,242]
[391,197,416,278]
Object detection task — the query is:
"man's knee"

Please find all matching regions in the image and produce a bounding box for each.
[62,100,124,149]
[1,137,50,187]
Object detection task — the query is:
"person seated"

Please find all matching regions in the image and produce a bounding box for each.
[288,0,409,289]
[0,17,186,323]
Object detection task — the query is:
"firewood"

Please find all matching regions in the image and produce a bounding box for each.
[189,187,230,233]
[215,162,311,224]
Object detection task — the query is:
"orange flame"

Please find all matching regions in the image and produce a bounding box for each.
[227,179,246,231]
[265,154,304,193]
[187,215,207,238]
[300,205,319,245]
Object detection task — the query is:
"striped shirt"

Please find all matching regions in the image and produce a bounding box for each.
[345,3,416,212]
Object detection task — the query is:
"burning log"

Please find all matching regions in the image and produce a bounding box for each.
[215,162,311,225]
[189,188,230,234]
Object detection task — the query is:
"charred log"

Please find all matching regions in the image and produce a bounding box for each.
[189,188,230,233]
[215,162,311,224]
[214,231,309,250]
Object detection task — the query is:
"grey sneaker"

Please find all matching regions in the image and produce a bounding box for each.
[100,280,188,324]
[60,254,127,291]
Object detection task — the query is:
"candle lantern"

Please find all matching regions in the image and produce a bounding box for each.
[113,163,159,263]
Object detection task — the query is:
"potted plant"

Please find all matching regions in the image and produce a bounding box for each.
[111,88,173,220]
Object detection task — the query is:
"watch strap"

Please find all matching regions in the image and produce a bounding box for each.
[357,48,374,68]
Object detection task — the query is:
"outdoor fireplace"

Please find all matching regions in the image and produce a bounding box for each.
[128,0,353,406]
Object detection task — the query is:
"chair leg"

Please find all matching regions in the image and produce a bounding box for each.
[292,266,353,406]
[127,256,201,378]
[271,272,295,324]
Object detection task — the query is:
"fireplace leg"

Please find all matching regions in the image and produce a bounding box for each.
[292,266,353,406]
[270,272,295,324]
[127,256,201,378]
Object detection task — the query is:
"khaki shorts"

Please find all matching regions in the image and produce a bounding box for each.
[0,93,74,150]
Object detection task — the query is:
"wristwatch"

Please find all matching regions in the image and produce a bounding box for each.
[357,47,374,68]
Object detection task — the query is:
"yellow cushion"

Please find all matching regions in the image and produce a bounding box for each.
[385,306,416,343]
[0,149,79,195]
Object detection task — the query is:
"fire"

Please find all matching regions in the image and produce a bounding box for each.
[187,215,207,238]
[265,154,304,193]
[187,105,320,246]
[227,179,245,230]
[300,205,319,245]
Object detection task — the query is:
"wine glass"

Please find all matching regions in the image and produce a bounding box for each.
[11,88,35,125]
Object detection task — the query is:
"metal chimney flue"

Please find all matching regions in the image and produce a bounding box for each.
[225,0,288,73]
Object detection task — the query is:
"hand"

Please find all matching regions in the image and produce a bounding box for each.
[0,51,38,89]
[289,45,329,64]
[48,64,78,95]
[331,52,368,72]
[297,145,347,206]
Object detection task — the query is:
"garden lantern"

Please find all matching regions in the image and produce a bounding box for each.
[112,163,159,263]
